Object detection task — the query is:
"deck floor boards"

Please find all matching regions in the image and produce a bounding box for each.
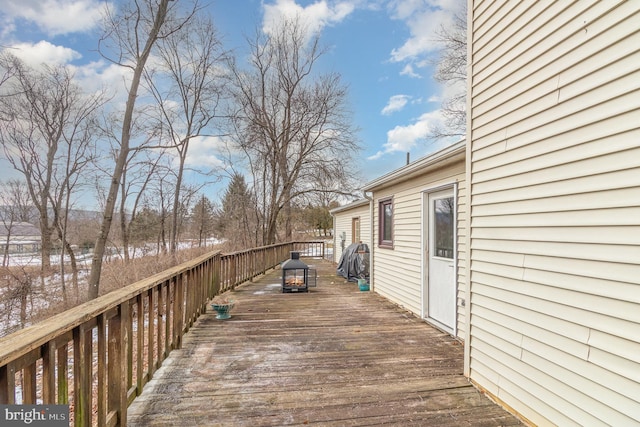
[128,258,522,426]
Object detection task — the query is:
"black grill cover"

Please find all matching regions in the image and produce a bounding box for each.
[336,243,370,282]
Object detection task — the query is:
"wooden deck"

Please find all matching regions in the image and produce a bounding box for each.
[127,258,522,426]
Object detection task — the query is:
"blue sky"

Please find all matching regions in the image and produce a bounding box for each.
[0,0,464,205]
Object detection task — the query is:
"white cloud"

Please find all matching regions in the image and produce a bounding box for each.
[399,63,420,78]
[8,55,134,109]
[381,94,411,115]
[0,0,112,36]
[367,109,444,160]
[184,136,227,170]
[386,0,464,74]
[389,6,449,61]
[262,0,356,36]
[74,60,130,89]
[7,40,81,66]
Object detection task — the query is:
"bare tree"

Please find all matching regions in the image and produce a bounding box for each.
[149,171,173,253]
[2,264,36,332]
[88,0,199,299]
[145,14,229,255]
[118,150,168,263]
[428,4,467,140]
[0,180,32,224]
[0,54,104,282]
[0,56,16,93]
[228,16,359,245]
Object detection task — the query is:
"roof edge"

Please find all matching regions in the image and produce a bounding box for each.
[362,139,465,191]
[329,198,370,215]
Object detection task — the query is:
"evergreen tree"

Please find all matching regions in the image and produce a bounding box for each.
[216,173,258,250]
[129,206,162,248]
[191,195,215,247]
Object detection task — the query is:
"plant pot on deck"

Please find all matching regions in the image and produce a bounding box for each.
[357,278,369,291]
[211,297,235,319]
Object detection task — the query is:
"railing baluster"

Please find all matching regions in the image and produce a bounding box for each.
[73,324,91,427]
[158,282,166,363]
[136,294,144,398]
[165,280,172,357]
[97,313,107,426]
[42,342,56,404]
[108,303,128,427]
[148,287,156,379]
[0,362,15,404]
[126,302,134,397]
[23,361,37,404]
[174,274,181,347]
[56,344,68,405]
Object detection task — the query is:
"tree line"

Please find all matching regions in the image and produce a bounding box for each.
[0,0,359,301]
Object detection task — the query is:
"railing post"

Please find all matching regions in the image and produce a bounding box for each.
[201,263,208,312]
[165,281,172,357]
[73,325,91,427]
[212,254,221,298]
[136,294,144,396]
[185,270,193,329]
[0,362,15,404]
[233,255,238,288]
[23,356,36,404]
[57,344,68,404]
[173,274,185,349]
[97,313,107,426]
[42,341,56,403]
[109,302,129,427]
[148,287,156,379]
[126,302,134,395]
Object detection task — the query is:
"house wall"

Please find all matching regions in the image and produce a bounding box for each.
[371,158,467,341]
[332,202,371,263]
[467,1,640,425]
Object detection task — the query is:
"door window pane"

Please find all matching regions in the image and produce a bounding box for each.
[434,197,454,259]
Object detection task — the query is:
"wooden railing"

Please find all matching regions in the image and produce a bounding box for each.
[0,241,324,426]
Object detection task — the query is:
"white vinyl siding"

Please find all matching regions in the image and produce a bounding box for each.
[455,177,467,339]
[467,1,640,425]
[332,202,370,263]
[371,159,467,340]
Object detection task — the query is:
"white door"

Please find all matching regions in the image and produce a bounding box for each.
[427,189,456,333]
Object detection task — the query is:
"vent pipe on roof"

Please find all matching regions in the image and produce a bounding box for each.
[406,152,410,165]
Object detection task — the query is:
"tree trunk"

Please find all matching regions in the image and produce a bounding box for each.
[20,290,27,328]
[39,214,52,270]
[87,0,173,300]
[284,198,292,241]
[63,240,79,304]
[169,162,184,255]
[3,229,11,268]
[160,209,168,253]
[59,243,68,306]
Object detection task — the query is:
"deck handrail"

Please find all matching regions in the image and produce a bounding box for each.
[0,240,325,426]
